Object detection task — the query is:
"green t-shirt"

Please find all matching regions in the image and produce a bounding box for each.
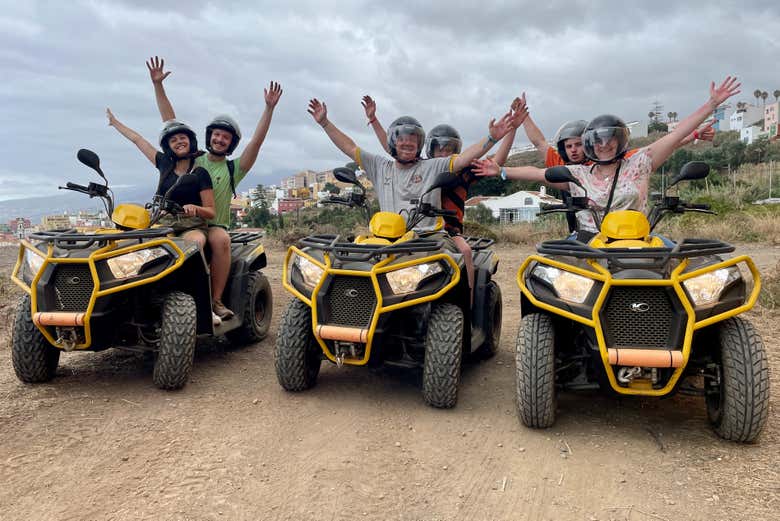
[194,155,247,227]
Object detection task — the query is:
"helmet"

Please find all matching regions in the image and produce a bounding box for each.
[553,120,587,164]
[159,119,198,157]
[205,114,242,156]
[582,114,630,164]
[425,124,462,158]
[387,116,425,161]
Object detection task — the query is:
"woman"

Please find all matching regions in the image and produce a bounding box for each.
[472,77,740,239]
[106,109,215,248]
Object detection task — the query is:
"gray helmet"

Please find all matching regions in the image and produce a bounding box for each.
[553,120,587,164]
[206,114,242,155]
[425,124,462,158]
[159,119,198,157]
[387,116,425,160]
[582,114,630,165]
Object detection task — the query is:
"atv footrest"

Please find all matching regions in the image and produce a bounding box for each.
[229,231,264,244]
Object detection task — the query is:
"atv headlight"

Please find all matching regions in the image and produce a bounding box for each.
[106,247,169,279]
[386,262,443,295]
[22,248,45,283]
[532,265,594,304]
[683,267,741,306]
[294,255,324,289]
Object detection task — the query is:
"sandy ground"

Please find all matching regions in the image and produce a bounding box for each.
[0,241,778,521]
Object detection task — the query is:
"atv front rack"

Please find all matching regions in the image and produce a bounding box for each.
[537,238,735,270]
[29,227,175,250]
[299,233,445,261]
[464,236,495,251]
[229,231,264,244]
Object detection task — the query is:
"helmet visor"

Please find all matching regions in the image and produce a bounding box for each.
[583,126,630,162]
[427,136,462,157]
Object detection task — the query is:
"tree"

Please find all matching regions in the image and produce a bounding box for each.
[754,89,762,105]
[774,90,780,102]
[761,91,769,108]
[323,182,340,194]
[465,203,496,225]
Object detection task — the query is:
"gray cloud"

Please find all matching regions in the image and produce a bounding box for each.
[0,0,778,202]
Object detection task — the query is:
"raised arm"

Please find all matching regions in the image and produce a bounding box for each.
[146,56,176,122]
[308,98,359,161]
[239,81,283,173]
[362,95,389,154]
[493,95,528,166]
[520,97,550,162]
[471,158,568,190]
[452,103,528,172]
[106,108,157,165]
[646,77,740,170]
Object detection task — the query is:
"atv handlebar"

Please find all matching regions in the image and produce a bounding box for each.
[65,182,89,192]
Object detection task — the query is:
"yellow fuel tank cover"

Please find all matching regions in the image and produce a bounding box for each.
[600,210,650,241]
[369,212,406,239]
[112,204,150,230]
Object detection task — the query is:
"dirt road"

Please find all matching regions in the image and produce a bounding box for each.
[0,243,777,521]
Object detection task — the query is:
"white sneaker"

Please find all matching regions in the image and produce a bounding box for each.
[212,312,222,326]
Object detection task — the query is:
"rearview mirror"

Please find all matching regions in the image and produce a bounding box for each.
[77,149,106,181]
[333,167,358,185]
[669,161,709,187]
[544,166,583,190]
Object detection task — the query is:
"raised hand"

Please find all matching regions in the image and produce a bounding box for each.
[697,120,715,141]
[308,98,328,126]
[146,56,171,84]
[471,158,500,177]
[264,81,283,108]
[361,95,377,120]
[709,76,741,108]
[511,92,527,113]
[488,111,516,141]
[106,107,117,127]
[509,97,529,128]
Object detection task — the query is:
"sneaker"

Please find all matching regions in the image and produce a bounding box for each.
[213,299,234,320]
[212,312,222,326]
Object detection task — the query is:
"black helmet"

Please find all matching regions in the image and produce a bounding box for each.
[553,120,587,164]
[582,114,630,164]
[425,124,462,158]
[387,116,425,161]
[159,119,198,157]
[205,114,242,156]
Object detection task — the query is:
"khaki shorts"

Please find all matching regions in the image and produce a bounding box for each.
[158,215,208,240]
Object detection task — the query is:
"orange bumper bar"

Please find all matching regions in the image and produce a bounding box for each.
[33,312,85,327]
[316,325,369,343]
[608,348,683,368]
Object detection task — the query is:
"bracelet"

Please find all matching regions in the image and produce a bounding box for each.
[693,130,700,140]
[500,167,507,180]
[367,118,376,125]
[487,135,499,145]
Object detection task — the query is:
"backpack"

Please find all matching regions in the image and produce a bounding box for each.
[227,159,236,197]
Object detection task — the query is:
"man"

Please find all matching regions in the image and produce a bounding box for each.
[307,97,521,230]
[146,56,282,320]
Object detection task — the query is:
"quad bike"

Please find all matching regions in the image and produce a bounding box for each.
[515,161,769,442]
[275,167,502,408]
[11,149,272,390]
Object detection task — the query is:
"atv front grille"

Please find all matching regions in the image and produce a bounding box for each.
[602,286,679,349]
[322,276,376,328]
[52,264,95,311]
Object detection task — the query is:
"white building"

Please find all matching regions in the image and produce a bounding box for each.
[466,186,562,224]
[730,105,764,131]
[741,125,765,144]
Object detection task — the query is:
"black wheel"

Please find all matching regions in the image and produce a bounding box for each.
[153,291,197,390]
[275,299,321,391]
[474,281,502,359]
[11,295,60,383]
[227,271,272,345]
[516,313,556,428]
[422,303,464,409]
[705,317,769,442]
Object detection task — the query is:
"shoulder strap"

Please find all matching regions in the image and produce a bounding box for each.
[227,159,236,197]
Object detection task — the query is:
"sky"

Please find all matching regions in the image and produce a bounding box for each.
[1,0,778,202]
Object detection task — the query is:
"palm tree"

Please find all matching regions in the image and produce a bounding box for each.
[775,90,780,102]
[667,111,673,122]
[762,91,769,108]
[672,111,678,121]
[754,89,762,106]
[648,111,656,121]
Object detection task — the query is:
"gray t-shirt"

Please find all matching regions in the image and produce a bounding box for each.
[357,149,453,229]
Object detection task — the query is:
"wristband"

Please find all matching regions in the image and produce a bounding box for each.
[500,167,507,181]
[693,130,700,140]
[367,118,377,126]
[487,135,499,145]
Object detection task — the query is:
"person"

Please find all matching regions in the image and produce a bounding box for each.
[472,77,740,240]
[146,56,282,319]
[105,110,215,248]
[359,95,527,299]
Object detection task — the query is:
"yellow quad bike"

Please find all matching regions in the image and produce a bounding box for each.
[516,162,769,442]
[276,168,501,408]
[11,149,272,390]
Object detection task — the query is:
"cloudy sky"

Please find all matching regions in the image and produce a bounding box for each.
[1,0,778,202]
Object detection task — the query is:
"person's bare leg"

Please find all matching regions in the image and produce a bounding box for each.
[181,229,206,250]
[452,235,474,306]
[208,226,233,318]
